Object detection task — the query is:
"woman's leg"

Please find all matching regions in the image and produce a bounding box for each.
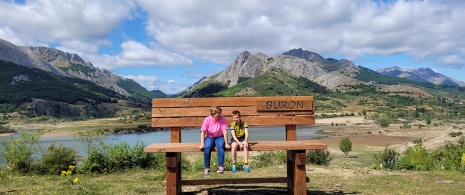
[203,137,215,169]
[215,136,225,167]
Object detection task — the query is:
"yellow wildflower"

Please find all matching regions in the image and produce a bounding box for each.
[69,166,76,171]
[73,178,79,184]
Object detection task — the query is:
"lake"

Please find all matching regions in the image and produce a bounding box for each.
[0,126,326,165]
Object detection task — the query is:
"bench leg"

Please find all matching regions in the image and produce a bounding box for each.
[288,150,307,195]
[166,152,181,195]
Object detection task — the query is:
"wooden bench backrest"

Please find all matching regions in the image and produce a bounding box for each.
[152,96,314,128]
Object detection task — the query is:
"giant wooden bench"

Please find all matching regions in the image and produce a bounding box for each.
[144,96,327,195]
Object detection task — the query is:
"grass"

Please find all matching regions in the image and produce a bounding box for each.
[1,156,465,194]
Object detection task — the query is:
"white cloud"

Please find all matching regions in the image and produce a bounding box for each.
[438,55,465,68]
[2,0,465,93]
[137,0,465,68]
[116,41,193,67]
[121,74,159,89]
[121,75,189,95]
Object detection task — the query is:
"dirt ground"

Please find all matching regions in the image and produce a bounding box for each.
[315,116,463,153]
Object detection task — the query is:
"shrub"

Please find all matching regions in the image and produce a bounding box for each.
[0,130,44,173]
[431,142,465,171]
[0,125,14,133]
[413,139,423,145]
[373,147,399,169]
[339,137,352,158]
[80,141,164,174]
[306,150,332,166]
[378,118,390,128]
[397,145,434,171]
[449,132,463,137]
[251,150,286,168]
[37,143,77,175]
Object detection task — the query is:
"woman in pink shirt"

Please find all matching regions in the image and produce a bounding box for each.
[198,106,231,178]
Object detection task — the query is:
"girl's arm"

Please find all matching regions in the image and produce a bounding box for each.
[223,129,231,148]
[199,131,205,149]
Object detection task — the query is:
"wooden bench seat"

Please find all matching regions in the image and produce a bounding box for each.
[144,140,327,153]
[145,96,326,195]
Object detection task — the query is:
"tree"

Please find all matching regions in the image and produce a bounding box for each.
[379,118,390,128]
[339,137,352,158]
[425,117,432,127]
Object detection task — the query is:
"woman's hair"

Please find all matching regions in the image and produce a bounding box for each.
[232,110,241,117]
[210,106,222,116]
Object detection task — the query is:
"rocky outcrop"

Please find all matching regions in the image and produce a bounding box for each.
[29,100,81,117]
[215,51,264,86]
[214,50,358,90]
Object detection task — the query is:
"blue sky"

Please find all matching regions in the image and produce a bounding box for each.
[1,0,465,94]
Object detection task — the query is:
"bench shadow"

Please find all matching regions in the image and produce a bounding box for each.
[182,185,359,195]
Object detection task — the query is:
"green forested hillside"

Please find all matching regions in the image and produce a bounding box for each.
[116,79,167,103]
[0,60,120,105]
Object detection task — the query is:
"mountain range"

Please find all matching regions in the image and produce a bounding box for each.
[376,66,465,87]
[0,39,166,102]
[181,48,464,99]
[1,39,464,118]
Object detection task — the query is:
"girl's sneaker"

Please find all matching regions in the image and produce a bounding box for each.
[244,165,250,173]
[217,166,224,174]
[231,166,237,173]
[204,168,210,178]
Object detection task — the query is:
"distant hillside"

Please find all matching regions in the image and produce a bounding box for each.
[0,39,166,103]
[377,66,465,87]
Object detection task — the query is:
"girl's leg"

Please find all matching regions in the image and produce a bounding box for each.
[203,137,215,169]
[215,136,225,167]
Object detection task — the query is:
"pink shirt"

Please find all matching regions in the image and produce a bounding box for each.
[201,115,228,137]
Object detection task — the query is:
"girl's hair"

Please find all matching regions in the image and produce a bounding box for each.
[232,110,241,117]
[210,106,222,116]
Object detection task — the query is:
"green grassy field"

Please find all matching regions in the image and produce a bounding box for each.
[1,162,465,195]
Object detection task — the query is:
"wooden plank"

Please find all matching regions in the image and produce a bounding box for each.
[286,125,297,141]
[144,140,327,153]
[152,115,315,127]
[256,100,313,112]
[171,127,181,143]
[165,152,179,195]
[293,154,307,195]
[179,177,307,185]
[152,96,314,108]
[152,106,314,118]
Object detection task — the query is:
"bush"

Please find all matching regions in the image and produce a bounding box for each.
[339,137,352,158]
[449,132,463,137]
[397,145,434,171]
[431,142,465,171]
[80,140,163,173]
[37,143,77,175]
[0,125,15,133]
[0,130,44,173]
[306,150,332,166]
[251,150,286,168]
[373,147,399,169]
[413,139,423,145]
[378,118,390,128]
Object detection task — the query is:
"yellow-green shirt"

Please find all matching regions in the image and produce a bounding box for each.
[230,120,248,138]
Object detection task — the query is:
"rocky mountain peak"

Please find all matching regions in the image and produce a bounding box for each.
[0,39,131,96]
[282,48,325,62]
[215,50,262,86]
